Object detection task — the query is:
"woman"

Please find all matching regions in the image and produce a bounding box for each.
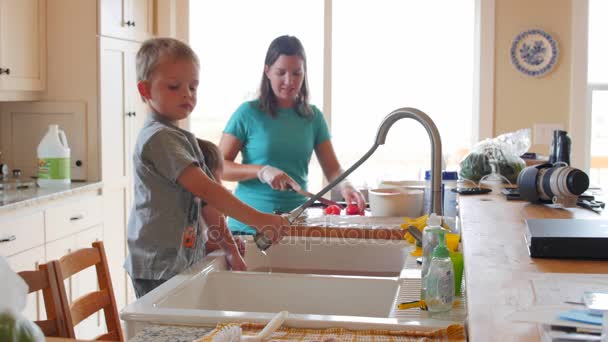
[219,35,366,235]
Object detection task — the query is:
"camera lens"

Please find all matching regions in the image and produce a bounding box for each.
[566,169,589,195]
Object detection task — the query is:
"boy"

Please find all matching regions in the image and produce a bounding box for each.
[125,38,287,298]
[197,138,246,270]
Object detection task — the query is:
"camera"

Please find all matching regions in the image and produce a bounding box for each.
[517,163,589,208]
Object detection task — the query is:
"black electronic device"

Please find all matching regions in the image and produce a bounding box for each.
[524,219,608,259]
[451,187,491,195]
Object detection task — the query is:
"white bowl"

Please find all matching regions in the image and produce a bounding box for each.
[368,188,424,217]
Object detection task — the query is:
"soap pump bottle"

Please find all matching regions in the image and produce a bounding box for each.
[425,231,455,313]
[421,213,447,301]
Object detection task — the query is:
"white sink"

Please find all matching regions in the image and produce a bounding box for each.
[121,237,451,339]
[244,236,408,277]
[157,271,398,317]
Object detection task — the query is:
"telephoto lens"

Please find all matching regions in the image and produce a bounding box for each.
[518,164,589,207]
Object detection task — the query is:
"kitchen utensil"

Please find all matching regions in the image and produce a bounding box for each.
[407,226,423,244]
[288,185,342,208]
[241,311,288,341]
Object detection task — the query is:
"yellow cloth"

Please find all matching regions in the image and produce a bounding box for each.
[401,215,454,248]
[198,323,466,342]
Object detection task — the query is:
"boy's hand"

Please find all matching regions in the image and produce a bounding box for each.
[257,165,301,191]
[258,214,290,244]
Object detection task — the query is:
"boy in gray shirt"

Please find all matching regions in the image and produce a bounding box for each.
[124,38,287,298]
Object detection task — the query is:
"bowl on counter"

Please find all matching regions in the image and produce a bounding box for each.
[368,188,424,217]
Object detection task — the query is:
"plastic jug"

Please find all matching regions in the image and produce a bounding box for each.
[37,125,71,187]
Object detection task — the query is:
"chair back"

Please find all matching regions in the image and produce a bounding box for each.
[18,261,69,337]
[54,241,124,341]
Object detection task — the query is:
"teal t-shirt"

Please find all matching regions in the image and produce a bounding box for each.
[223,100,331,234]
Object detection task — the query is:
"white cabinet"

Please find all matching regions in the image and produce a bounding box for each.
[0,189,103,334]
[100,37,146,311]
[6,246,45,323]
[0,0,46,94]
[100,0,154,42]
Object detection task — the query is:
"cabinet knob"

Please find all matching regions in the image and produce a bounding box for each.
[125,20,136,27]
[132,111,137,117]
[0,68,10,75]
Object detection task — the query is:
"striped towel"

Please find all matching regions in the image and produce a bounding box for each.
[197,322,466,342]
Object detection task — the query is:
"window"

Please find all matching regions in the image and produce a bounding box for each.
[588,0,608,190]
[189,0,323,188]
[331,0,474,186]
[189,1,475,191]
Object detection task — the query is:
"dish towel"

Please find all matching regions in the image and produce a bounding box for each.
[197,322,466,342]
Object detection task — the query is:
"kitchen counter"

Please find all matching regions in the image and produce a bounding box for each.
[459,184,607,341]
[0,181,102,215]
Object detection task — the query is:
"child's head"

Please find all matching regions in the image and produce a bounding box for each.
[197,138,223,181]
[136,38,200,122]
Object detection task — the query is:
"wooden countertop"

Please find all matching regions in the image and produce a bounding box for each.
[459,185,607,341]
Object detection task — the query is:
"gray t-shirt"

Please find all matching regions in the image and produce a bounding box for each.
[124,114,211,280]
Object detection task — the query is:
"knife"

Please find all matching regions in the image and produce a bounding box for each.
[288,185,343,208]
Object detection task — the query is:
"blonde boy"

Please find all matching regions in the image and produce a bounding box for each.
[125,38,286,298]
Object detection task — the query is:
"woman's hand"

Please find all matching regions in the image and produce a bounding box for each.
[340,181,366,212]
[257,165,301,191]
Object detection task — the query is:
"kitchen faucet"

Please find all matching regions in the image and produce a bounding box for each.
[287,107,443,223]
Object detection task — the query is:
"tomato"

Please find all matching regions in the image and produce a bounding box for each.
[324,205,341,215]
[346,204,364,215]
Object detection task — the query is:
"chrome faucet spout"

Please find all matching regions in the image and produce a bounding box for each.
[286,107,442,224]
[375,108,443,215]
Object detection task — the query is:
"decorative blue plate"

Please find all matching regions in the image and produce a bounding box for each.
[510,29,558,77]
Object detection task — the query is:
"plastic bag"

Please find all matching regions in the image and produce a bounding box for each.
[459,128,530,184]
[0,257,44,342]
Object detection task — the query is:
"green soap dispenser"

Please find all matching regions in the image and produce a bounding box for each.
[425,231,455,313]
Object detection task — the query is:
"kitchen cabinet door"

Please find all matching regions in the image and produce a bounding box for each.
[102,186,128,311]
[6,246,46,323]
[101,0,154,42]
[129,0,154,42]
[100,37,142,311]
[0,0,46,92]
[100,37,131,187]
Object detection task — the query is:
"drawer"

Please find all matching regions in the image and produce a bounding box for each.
[45,194,103,242]
[0,211,45,257]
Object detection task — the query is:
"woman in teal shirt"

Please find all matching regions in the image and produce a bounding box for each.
[219,35,366,235]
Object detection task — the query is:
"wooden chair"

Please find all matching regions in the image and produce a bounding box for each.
[18,261,70,337]
[53,241,124,341]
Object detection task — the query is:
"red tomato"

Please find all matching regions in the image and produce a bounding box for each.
[346,204,364,215]
[324,205,341,215]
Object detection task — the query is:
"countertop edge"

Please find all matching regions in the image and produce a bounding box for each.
[0,181,103,215]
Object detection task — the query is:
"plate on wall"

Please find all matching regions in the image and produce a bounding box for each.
[510,29,559,77]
